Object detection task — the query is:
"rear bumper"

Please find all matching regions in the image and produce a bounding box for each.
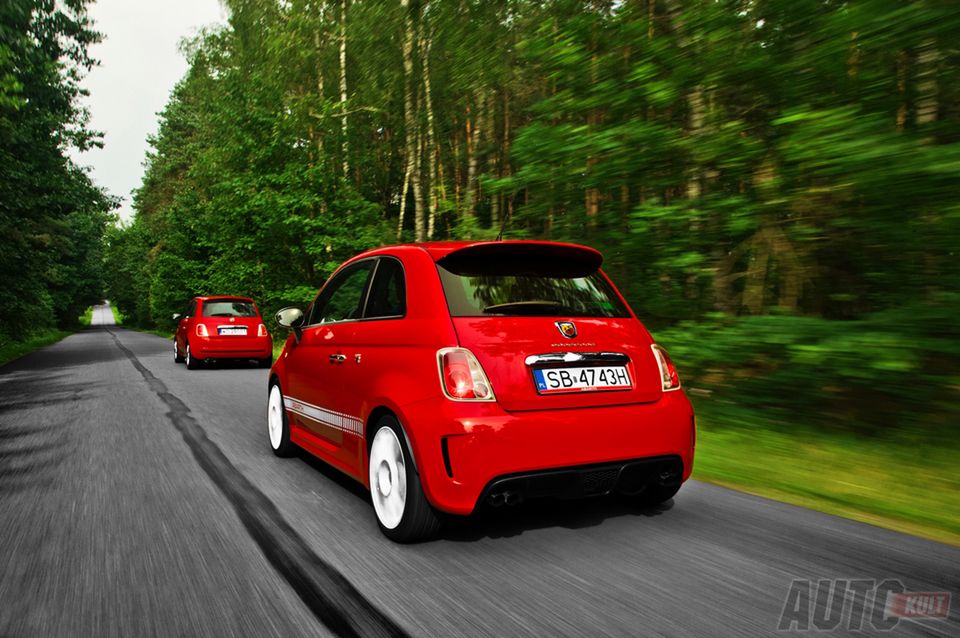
[397,390,695,515]
[480,455,684,508]
[192,336,272,360]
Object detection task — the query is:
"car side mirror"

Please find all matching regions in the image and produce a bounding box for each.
[172,313,181,321]
[276,307,305,343]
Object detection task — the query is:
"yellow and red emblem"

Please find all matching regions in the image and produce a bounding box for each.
[555,321,577,338]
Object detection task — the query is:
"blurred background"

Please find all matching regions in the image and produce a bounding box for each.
[2,1,958,542]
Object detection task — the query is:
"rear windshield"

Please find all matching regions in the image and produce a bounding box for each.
[437,266,631,318]
[202,300,259,318]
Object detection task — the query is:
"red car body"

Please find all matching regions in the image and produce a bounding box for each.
[268,241,695,540]
[174,296,272,368]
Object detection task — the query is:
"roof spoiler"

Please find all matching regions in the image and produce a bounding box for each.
[437,242,603,278]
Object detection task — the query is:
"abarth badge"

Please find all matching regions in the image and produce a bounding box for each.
[556,321,577,338]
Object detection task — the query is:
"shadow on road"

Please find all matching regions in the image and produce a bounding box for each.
[442,496,675,542]
[0,370,82,494]
[292,445,677,542]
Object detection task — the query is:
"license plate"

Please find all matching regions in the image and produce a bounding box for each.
[533,366,632,394]
[218,326,247,336]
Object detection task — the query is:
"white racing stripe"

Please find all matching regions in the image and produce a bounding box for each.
[284,396,364,437]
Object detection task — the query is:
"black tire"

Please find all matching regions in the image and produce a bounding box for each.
[368,416,442,543]
[267,383,297,457]
[185,342,202,370]
[174,340,184,363]
[621,483,681,508]
[258,357,272,369]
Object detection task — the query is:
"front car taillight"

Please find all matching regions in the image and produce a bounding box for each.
[257,323,268,337]
[651,344,681,391]
[437,348,496,401]
[196,323,209,337]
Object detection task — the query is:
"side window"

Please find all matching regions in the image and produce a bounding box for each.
[364,258,406,319]
[309,261,375,325]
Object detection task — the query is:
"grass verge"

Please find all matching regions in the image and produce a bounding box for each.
[110,303,123,325]
[0,329,73,367]
[694,414,960,546]
[79,307,93,327]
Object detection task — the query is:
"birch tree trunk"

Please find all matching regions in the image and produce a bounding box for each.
[313,28,325,162]
[420,23,439,240]
[400,0,423,241]
[464,88,485,222]
[339,0,349,177]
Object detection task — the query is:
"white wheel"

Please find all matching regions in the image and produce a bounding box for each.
[186,342,201,369]
[366,416,441,542]
[268,383,295,457]
[268,385,284,450]
[174,340,184,363]
[369,426,407,530]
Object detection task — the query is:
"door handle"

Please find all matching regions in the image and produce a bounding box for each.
[329,354,346,364]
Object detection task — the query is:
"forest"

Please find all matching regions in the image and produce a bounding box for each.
[0,0,113,347]
[3,1,958,439]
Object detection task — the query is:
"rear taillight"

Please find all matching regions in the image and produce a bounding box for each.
[651,344,681,391]
[196,323,209,337]
[438,348,495,401]
[257,324,268,337]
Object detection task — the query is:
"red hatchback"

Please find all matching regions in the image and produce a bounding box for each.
[174,296,272,369]
[268,242,695,542]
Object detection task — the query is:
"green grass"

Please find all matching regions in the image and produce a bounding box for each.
[109,303,123,325]
[0,329,72,367]
[78,307,93,327]
[694,415,960,546]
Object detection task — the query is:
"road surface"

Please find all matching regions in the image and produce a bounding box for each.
[1,305,957,637]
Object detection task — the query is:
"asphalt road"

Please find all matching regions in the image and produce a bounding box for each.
[1,305,957,637]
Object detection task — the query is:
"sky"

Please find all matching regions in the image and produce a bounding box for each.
[70,1,228,222]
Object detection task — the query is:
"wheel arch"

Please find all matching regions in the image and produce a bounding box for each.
[365,406,419,475]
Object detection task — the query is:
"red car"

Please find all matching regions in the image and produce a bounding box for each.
[268,241,695,542]
[173,296,272,369]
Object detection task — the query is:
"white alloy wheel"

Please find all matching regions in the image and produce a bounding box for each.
[186,344,192,366]
[268,385,284,450]
[369,426,407,530]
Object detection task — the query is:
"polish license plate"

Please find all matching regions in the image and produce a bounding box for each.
[218,326,247,336]
[533,366,632,394]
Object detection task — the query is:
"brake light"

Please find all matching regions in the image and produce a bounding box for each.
[438,348,495,401]
[196,323,209,337]
[651,344,681,391]
[257,324,268,337]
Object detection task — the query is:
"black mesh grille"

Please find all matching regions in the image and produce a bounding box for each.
[582,468,619,495]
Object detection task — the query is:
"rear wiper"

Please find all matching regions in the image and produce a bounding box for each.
[482,301,564,315]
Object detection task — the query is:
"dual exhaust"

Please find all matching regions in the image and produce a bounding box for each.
[488,491,523,508]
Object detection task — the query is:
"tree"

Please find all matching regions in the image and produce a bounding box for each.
[0,0,114,342]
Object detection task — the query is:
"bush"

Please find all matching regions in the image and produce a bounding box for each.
[653,296,960,435]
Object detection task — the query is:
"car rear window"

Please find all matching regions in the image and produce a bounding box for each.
[202,300,259,317]
[437,265,631,318]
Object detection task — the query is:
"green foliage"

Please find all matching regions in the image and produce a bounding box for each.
[103,0,959,437]
[0,0,113,345]
[656,297,960,434]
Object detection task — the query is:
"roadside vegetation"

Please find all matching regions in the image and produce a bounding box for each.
[0,2,114,363]
[79,307,94,327]
[3,2,957,540]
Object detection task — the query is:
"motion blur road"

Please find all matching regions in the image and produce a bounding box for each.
[1,305,957,637]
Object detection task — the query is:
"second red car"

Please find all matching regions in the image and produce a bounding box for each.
[174,296,272,369]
